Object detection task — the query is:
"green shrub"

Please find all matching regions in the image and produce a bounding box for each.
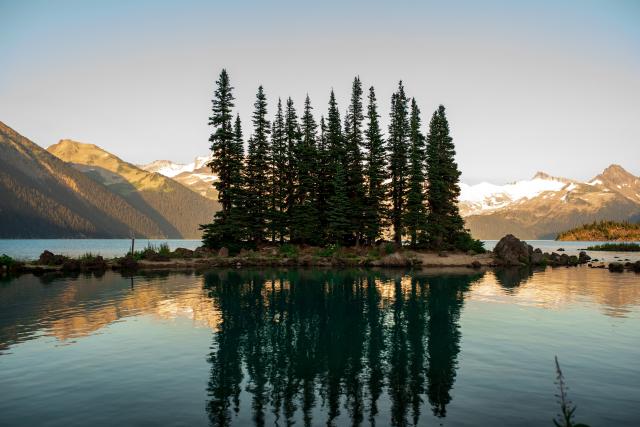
[316,244,339,257]
[0,254,14,267]
[383,242,395,255]
[78,252,99,261]
[455,233,486,253]
[279,244,299,258]
[158,243,171,256]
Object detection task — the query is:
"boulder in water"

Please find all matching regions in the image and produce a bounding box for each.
[493,235,533,266]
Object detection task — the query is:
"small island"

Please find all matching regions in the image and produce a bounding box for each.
[557,220,640,241]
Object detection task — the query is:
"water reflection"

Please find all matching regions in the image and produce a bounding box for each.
[0,268,639,426]
[203,270,481,426]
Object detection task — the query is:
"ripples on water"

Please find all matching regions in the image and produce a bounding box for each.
[0,268,639,426]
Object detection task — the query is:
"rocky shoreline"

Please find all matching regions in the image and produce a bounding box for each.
[2,235,639,276]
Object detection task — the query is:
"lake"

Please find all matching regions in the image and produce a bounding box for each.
[1,239,639,262]
[1,267,639,426]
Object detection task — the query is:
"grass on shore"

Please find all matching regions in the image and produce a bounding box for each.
[585,242,640,252]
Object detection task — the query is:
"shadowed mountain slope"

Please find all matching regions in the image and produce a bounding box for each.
[0,122,164,238]
[48,139,219,238]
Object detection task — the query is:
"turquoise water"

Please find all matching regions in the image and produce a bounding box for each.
[2,239,639,262]
[0,239,202,260]
[1,268,639,426]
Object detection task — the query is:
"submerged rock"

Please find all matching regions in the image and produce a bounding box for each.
[608,262,624,272]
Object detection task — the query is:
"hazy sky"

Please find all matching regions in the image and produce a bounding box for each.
[1,0,639,183]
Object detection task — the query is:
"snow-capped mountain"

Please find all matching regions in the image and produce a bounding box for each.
[139,155,218,200]
[459,172,571,216]
[138,154,640,239]
[140,156,213,178]
[464,165,640,239]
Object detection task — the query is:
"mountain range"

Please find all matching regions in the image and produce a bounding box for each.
[462,166,640,239]
[0,122,217,238]
[1,120,638,239]
[146,159,640,240]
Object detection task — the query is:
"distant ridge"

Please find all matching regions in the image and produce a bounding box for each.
[463,165,640,239]
[48,139,219,238]
[0,121,164,238]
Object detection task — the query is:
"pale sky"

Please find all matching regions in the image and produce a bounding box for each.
[1,0,639,183]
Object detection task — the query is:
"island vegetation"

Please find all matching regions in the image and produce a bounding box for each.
[200,69,483,254]
[557,220,640,241]
[585,242,640,252]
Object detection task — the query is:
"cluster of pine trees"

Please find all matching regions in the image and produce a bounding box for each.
[201,69,481,251]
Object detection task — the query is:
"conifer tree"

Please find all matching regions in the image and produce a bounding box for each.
[327,161,351,245]
[326,90,344,178]
[291,95,319,244]
[270,99,288,242]
[315,116,331,244]
[387,81,410,245]
[363,86,387,245]
[244,86,271,244]
[425,105,476,249]
[343,77,366,245]
[201,69,245,248]
[325,90,346,243]
[284,97,301,238]
[405,98,428,248]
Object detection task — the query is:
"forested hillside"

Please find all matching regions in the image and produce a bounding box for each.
[0,122,164,238]
[48,140,219,238]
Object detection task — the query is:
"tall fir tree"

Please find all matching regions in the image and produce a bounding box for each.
[363,86,387,245]
[343,77,366,245]
[425,105,476,249]
[291,95,320,244]
[244,86,271,244]
[202,69,245,248]
[284,97,301,239]
[387,81,410,245]
[327,161,351,245]
[405,98,428,248]
[325,90,346,244]
[270,98,288,243]
[315,116,331,244]
[326,90,344,178]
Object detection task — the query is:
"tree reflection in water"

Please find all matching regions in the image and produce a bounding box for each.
[204,269,484,426]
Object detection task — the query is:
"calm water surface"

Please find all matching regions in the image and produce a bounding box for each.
[2,239,640,262]
[1,268,639,426]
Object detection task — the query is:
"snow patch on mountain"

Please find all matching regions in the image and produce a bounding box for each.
[459,174,569,215]
[140,155,214,178]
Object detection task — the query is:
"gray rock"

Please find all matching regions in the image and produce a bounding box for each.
[218,247,229,257]
[608,262,624,272]
[493,234,531,266]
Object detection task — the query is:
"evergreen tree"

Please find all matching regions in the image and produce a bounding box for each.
[405,98,428,248]
[270,99,288,242]
[325,90,346,243]
[291,95,320,244]
[202,69,245,248]
[284,97,301,239]
[327,161,351,244]
[315,116,331,244]
[326,90,344,177]
[387,81,410,245]
[343,77,366,245]
[425,105,477,250]
[363,86,387,245]
[244,86,271,244]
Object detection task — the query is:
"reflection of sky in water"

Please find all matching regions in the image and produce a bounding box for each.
[0,269,638,426]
